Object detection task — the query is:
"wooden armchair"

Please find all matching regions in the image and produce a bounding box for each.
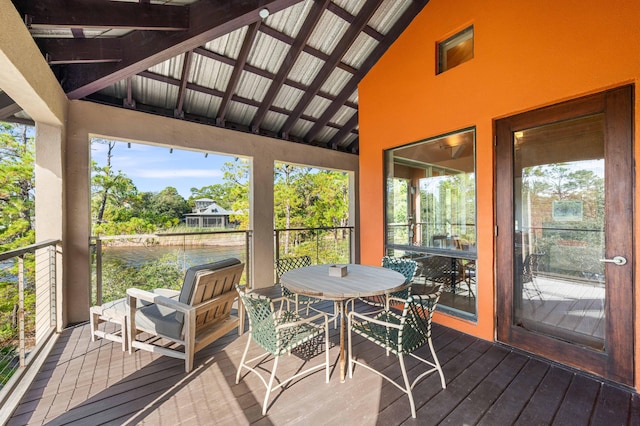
[127,258,244,372]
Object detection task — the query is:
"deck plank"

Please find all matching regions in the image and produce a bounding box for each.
[6,299,639,426]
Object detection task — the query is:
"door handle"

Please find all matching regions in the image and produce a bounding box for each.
[599,256,627,266]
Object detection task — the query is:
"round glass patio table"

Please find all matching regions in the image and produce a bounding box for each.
[280,264,406,382]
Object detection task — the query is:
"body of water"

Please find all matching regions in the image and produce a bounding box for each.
[101,244,247,269]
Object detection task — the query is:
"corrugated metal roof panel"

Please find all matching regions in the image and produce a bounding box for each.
[307,10,349,54]
[320,67,351,97]
[289,118,314,137]
[265,0,313,38]
[235,71,271,104]
[190,53,232,94]
[184,90,218,118]
[303,96,331,120]
[192,55,233,93]
[204,27,247,59]
[342,133,358,147]
[272,85,304,111]
[368,0,411,34]
[315,126,338,143]
[288,52,325,86]
[332,0,367,16]
[348,91,359,104]
[138,78,179,110]
[226,100,257,126]
[332,104,358,126]
[342,33,378,69]
[248,31,289,75]
[148,54,185,80]
[262,110,288,132]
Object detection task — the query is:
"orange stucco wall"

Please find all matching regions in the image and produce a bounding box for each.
[358,0,640,389]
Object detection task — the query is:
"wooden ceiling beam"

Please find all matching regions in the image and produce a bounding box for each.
[327,111,358,149]
[174,50,194,118]
[0,92,22,119]
[217,21,261,126]
[304,0,430,143]
[326,2,384,41]
[60,0,304,99]
[250,0,330,132]
[258,24,357,75]
[38,38,122,64]
[193,46,358,109]
[278,0,384,137]
[15,0,189,30]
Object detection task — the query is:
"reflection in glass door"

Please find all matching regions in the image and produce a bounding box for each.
[513,115,605,350]
[496,86,633,385]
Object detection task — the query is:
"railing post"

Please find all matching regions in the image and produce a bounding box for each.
[349,227,353,264]
[274,230,280,263]
[96,238,103,306]
[18,255,25,368]
[49,245,56,327]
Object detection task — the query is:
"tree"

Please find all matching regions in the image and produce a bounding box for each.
[133,187,190,227]
[0,124,35,251]
[91,139,139,225]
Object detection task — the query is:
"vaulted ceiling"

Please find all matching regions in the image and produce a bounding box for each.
[4,0,429,153]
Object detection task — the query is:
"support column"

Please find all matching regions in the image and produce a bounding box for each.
[34,123,66,332]
[250,154,275,289]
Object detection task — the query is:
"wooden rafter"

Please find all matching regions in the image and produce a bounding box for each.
[327,111,358,149]
[38,38,122,64]
[250,0,330,132]
[217,21,261,126]
[175,51,194,118]
[0,92,22,119]
[16,0,189,30]
[278,0,384,138]
[304,0,430,144]
[59,0,304,99]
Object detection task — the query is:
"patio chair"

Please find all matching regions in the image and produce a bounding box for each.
[353,256,417,312]
[127,258,245,372]
[348,289,446,419]
[276,256,322,314]
[235,286,330,415]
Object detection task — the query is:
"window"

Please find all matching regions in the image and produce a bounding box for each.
[385,128,477,319]
[438,26,474,74]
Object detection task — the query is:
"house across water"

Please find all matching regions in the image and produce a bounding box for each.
[183,198,237,229]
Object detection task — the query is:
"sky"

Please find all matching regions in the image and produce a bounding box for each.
[91,139,239,198]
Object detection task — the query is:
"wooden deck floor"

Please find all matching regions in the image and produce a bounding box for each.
[7,299,640,426]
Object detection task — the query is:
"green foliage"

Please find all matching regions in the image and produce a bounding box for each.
[100,254,184,303]
[0,124,35,252]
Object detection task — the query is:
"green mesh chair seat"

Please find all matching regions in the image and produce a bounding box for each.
[348,289,446,419]
[357,257,417,311]
[276,256,323,314]
[236,286,330,415]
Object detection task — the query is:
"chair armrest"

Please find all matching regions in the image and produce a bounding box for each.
[127,287,193,314]
[410,293,440,302]
[275,311,329,330]
[348,310,402,330]
[387,296,406,305]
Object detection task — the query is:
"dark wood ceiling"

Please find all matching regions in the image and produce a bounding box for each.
[5,0,429,153]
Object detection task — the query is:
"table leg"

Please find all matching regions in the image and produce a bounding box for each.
[339,300,346,383]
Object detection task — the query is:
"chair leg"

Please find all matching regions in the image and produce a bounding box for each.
[236,334,252,384]
[347,315,353,379]
[428,336,446,390]
[324,320,330,383]
[399,353,417,419]
[263,355,279,415]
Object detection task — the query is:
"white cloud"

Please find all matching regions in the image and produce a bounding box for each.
[134,169,224,178]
